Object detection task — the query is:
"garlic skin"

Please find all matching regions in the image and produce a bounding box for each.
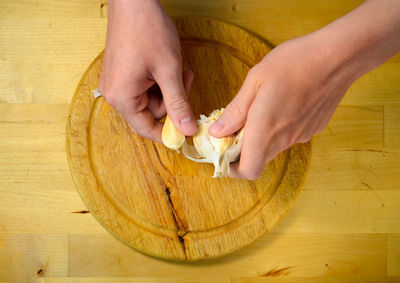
[93,88,102,98]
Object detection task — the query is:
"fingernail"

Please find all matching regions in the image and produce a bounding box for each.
[180,117,197,135]
[209,119,224,134]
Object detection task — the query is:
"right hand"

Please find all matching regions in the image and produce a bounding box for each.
[98,0,197,143]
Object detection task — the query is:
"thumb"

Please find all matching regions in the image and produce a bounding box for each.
[209,71,258,137]
[156,68,197,136]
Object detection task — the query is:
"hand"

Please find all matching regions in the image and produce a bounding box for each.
[98,0,197,143]
[209,34,352,179]
[208,0,400,180]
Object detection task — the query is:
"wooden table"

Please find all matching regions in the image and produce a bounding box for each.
[1,0,399,282]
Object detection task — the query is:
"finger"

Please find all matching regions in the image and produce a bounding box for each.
[147,83,166,119]
[209,68,260,138]
[227,94,271,180]
[228,130,269,180]
[125,106,164,143]
[230,122,297,178]
[113,93,163,143]
[297,136,312,143]
[148,70,194,120]
[156,65,197,136]
[147,92,166,119]
[228,82,290,180]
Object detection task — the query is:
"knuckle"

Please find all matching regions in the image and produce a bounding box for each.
[316,125,326,135]
[142,128,156,140]
[135,128,152,141]
[134,122,159,142]
[305,133,313,141]
[248,65,260,78]
[243,170,261,181]
[247,65,264,88]
[225,101,246,122]
[298,136,311,144]
[101,83,124,107]
[104,91,120,108]
[132,95,147,112]
[287,127,306,146]
[239,163,263,180]
[168,96,189,114]
[287,135,298,148]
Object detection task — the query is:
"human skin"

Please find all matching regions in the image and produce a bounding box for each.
[98,0,197,144]
[99,0,400,180]
[209,0,400,179]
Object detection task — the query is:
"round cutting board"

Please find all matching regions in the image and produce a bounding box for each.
[66,16,311,261]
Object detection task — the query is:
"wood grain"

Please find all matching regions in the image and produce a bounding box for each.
[0,18,106,104]
[232,277,400,283]
[0,0,100,19]
[68,232,386,277]
[39,279,230,283]
[388,234,400,276]
[35,278,400,283]
[1,0,399,281]
[275,191,400,233]
[66,17,311,261]
[0,234,68,282]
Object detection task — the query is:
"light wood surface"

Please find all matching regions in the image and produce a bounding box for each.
[1,0,399,281]
[66,17,310,261]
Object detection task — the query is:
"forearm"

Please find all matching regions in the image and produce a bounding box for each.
[313,0,400,82]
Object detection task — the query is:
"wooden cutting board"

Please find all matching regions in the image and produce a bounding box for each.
[66,16,311,261]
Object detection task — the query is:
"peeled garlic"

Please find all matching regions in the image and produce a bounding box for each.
[162,108,244,177]
[161,115,185,150]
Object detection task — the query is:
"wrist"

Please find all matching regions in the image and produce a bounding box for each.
[113,0,159,3]
[311,0,400,85]
[110,0,161,13]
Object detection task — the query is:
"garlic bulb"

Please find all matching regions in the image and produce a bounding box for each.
[162,109,244,177]
[192,109,235,157]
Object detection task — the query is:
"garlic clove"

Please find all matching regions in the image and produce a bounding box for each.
[161,115,185,150]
